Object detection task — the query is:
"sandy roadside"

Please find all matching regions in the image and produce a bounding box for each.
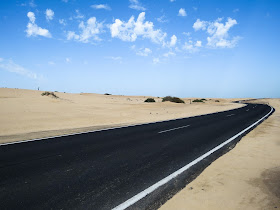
[160,99,280,210]
[0,88,244,143]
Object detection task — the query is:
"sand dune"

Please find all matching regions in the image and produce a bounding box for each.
[0,88,244,143]
[160,99,280,210]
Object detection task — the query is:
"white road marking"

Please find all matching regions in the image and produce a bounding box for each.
[158,125,190,134]
[112,106,274,210]
[246,109,250,111]
[0,104,248,146]
[226,114,235,117]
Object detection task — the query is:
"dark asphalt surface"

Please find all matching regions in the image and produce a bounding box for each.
[0,103,273,209]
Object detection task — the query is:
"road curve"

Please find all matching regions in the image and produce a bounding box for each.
[0,103,273,209]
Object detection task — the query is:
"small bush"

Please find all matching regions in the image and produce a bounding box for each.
[162,96,173,102]
[215,100,220,102]
[201,98,207,101]
[162,96,185,103]
[41,91,58,98]
[144,98,156,103]
[192,99,204,103]
[104,93,111,95]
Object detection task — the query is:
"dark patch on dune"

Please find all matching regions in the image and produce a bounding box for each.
[262,167,280,199]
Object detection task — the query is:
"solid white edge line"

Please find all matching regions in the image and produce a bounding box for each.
[0,104,248,146]
[112,106,274,210]
[158,125,190,134]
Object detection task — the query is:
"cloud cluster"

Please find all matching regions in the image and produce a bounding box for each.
[129,0,146,11]
[59,19,66,25]
[45,9,54,21]
[26,12,51,38]
[110,12,166,44]
[182,40,202,53]
[136,48,152,56]
[163,51,175,57]
[193,18,240,48]
[67,17,103,43]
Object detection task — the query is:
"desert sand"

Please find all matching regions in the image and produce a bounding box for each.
[0,88,244,143]
[160,98,280,210]
[1,88,278,209]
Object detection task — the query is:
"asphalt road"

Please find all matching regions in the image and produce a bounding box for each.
[0,103,273,210]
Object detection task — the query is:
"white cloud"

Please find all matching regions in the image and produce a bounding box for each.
[170,35,177,47]
[129,0,146,11]
[74,10,84,19]
[67,31,79,40]
[182,40,200,53]
[48,61,55,65]
[59,19,66,25]
[163,51,176,57]
[170,0,175,2]
[233,8,239,13]
[45,9,54,21]
[106,56,123,64]
[193,17,240,48]
[0,58,38,79]
[26,12,51,38]
[193,19,207,31]
[27,11,35,23]
[157,15,168,23]
[91,4,111,10]
[153,58,160,64]
[108,56,122,60]
[67,17,103,43]
[110,12,166,44]
[0,58,3,62]
[65,58,71,63]
[136,48,152,56]
[29,0,36,7]
[195,40,202,47]
[178,8,187,17]
[183,32,191,36]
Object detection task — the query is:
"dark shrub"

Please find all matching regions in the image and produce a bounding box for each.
[215,100,220,102]
[41,91,58,98]
[192,99,204,103]
[104,93,111,95]
[172,97,185,103]
[144,98,155,103]
[162,96,185,103]
[162,96,173,102]
[201,98,207,101]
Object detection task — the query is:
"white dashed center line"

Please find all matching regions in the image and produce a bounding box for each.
[158,125,190,134]
[226,114,235,117]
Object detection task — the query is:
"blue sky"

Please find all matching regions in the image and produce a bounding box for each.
[0,0,279,98]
